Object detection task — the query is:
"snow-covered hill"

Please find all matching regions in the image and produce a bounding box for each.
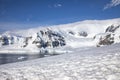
[0,18,120,54]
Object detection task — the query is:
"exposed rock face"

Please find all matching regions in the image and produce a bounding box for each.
[68,31,88,37]
[23,29,66,48]
[94,25,120,47]
[105,25,120,33]
[1,24,120,49]
[0,29,66,49]
[68,31,75,35]
[23,36,32,47]
[0,35,25,48]
[79,31,88,37]
[0,35,14,45]
[96,33,114,47]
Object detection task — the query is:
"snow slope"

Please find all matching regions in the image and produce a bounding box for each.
[0,18,120,54]
[0,43,120,80]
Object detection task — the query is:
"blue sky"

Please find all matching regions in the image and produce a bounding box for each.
[0,0,120,32]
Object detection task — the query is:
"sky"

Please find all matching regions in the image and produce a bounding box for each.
[0,0,120,32]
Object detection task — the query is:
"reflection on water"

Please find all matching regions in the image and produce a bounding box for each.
[0,53,44,65]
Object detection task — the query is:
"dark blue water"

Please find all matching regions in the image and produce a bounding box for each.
[0,53,44,65]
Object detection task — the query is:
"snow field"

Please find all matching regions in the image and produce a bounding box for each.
[0,44,120,80]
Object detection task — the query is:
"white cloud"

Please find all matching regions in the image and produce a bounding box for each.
[104,0,120,10]
[48,3,62,8]
[54,4,62,8]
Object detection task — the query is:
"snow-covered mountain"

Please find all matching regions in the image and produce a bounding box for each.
[1,18,120,80]
[0,18,120,54]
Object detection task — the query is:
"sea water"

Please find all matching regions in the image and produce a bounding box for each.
[0,53,44,65]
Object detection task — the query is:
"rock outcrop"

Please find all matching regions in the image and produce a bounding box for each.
[0,35,14,46]
[94,25,120,47]
[23,29,66,48]
[105,25,120,33]
[78,31,88,37]
[94,33,114,47]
